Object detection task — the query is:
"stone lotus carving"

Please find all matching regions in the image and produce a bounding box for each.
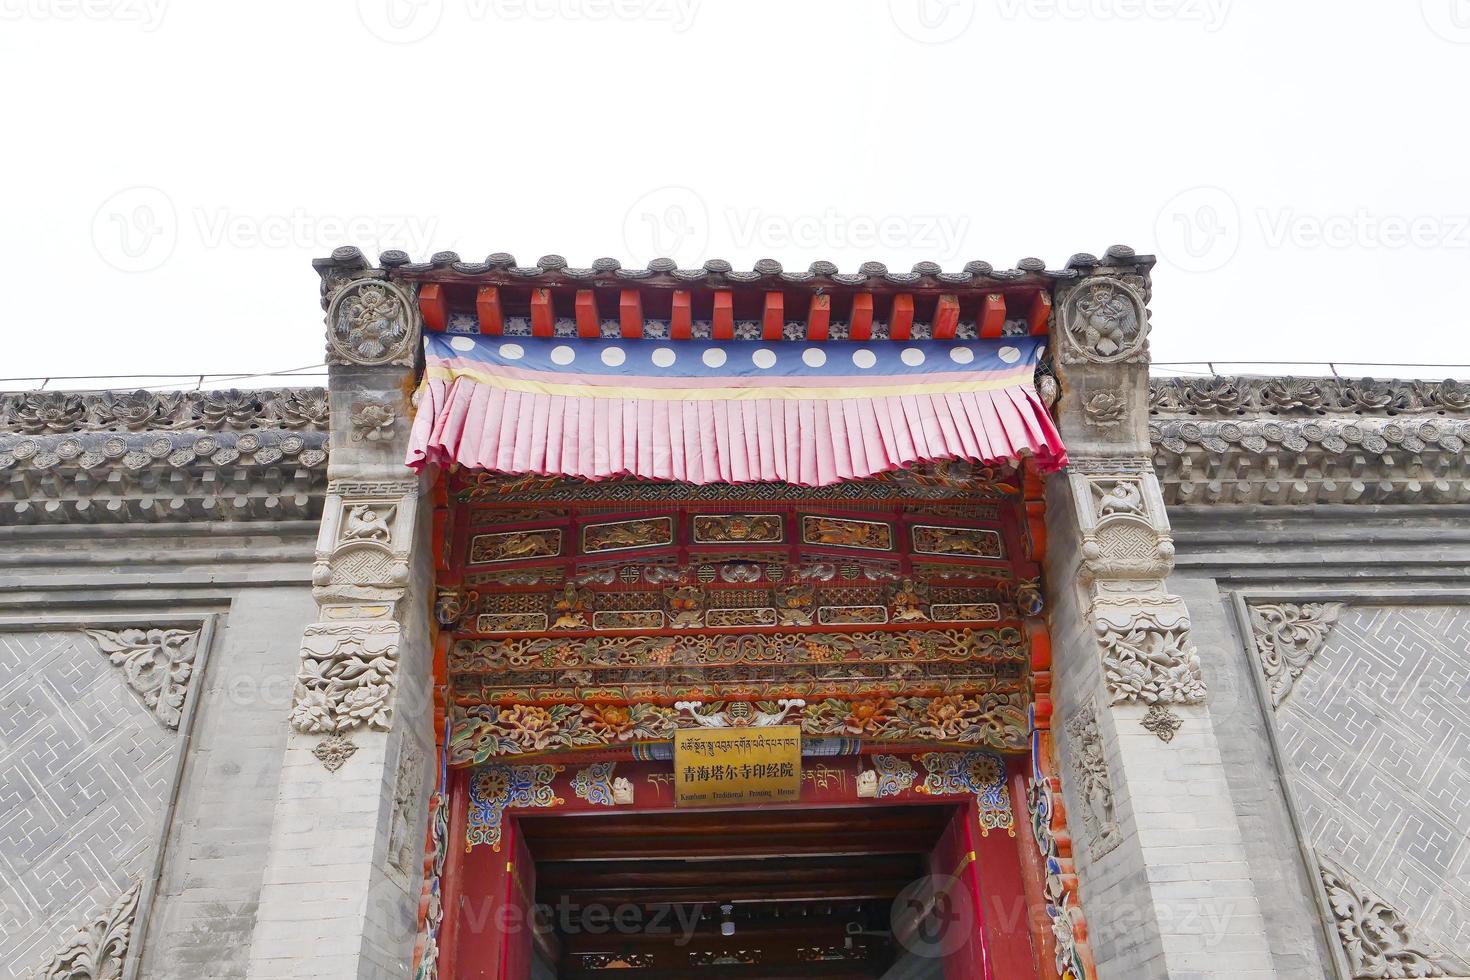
[1150,375,1470,417]
[0,387,330,434]
[84,627,201,730]
[1061,278,1149,363]
[1083,389,1127,427]
[349,401,398,442]
[1248,602,1345,706]
[33,880,140,980]
[1064,699,1121,858]
[1095,606,1207,707]
[1319,856,1465,978]
[326,279,417,367]
[289,621,402,735]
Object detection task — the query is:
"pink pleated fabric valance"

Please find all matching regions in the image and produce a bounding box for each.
[406,334,1065,487]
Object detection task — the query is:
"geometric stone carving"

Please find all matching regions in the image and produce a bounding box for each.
[325,279,417,367]
[311,733,359,772]
[1064,699,1121,859]
[1318,854,1465,978]
[1070,468,1176,584]
[1059,277,1150,364]
[289,621,402,735]
[1140,704,1183,742]
[1248,602,1345,706]
[1094,605,1208,707]
[31,879,140,980]
[82,627,201,730]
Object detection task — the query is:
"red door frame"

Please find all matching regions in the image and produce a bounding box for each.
[439,753,1042,979]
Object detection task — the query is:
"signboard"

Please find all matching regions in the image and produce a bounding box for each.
[672,726,802,807]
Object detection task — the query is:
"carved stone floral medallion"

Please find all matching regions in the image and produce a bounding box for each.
[83,627,201,730]
[1060,277,1149,364]
[1318,854,1465,978]
[1140,704,1182,742]
[312,733,359,772]
[1083,388,1127,428]
[325,279,417,367]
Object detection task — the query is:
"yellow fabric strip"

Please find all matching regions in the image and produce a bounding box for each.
[424,364,1030,402]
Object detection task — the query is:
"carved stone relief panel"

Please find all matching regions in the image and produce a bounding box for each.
[1266,605,1470,963]
[1064,698,1122,859]
[325,279,418,367]
[1058,277,1150,364]
[0,627,199,978]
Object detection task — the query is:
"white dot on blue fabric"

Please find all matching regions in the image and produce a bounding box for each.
[449,336,475,352]
[901,347,925,367]
[602,347,626,367]
[703,348,727,368]
[852,349,877,370]
[950,347,975,365]
[500,343,525,360]
[802,348,827,368]
[551,345,575,365]
[752,349,777,370]
[652,347,676,368]
[998,346,1021,364]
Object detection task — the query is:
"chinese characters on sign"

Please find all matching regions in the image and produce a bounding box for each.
[673,727,802,807]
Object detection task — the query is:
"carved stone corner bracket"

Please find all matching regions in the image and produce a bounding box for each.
[1073,470,1175,584]
[1094,603,1208,707]
[1318,854,1466,978]
[290,620,402,739]
[1249,602,1345,707]
[33,879,141,980]
[1058,276,1150,365]
[325,278,419,368]
[312,482,418,606]
[1064,698,1122,860]
[83,627,202,730]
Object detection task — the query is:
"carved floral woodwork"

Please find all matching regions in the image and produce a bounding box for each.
[32,880,140,980]
[466,764,563,850]
[325,279,418,367]
[83,627,201,730]
[1064,700,1121,859]
[1248,602,1345,706]
[412,791,449,980]
[449,692,1028,765]
[1059,277,1150,364]
[1319,855,1465,978]
[915,751,1015,836]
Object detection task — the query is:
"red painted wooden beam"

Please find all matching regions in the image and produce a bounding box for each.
[476,286,503,335]
[933,293,960,340]
[980,293,1007,339]
[712,290,734,341]
[530,288,554,338]
[889,294,914,341]
[671,290,692,340]
[849,293,873,341]
[619,289,643,339]
[418,283,448,332]
[806,294,830,341]
[762,291,784,341]
[1029,291,1052,336]
[575,290,600,338]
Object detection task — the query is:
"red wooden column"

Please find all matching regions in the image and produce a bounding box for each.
[437,770,472,979]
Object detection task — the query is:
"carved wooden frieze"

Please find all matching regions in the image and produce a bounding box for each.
[469,528,562,564]
[691,513,784,544]
[800,515,894,551]
[581,517,674,554]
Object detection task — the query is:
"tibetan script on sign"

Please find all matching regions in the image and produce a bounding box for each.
[673,726,802,807]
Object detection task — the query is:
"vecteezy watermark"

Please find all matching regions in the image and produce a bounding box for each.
[358,0,697,42]
[1258,208,1470,251]
[622,187,970,267]
[890,0,1228,42]
[990,0,1230,30]
[0,0,168,30]
[1154,186,1242,274]
[92,188,442,273]
[1421,0,1470,43]
[891,875,974,958]
[888,0,977,43]
[622,186,711,266]
[92,186,178,274]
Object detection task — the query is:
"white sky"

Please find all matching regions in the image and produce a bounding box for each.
[3,0,1469,388]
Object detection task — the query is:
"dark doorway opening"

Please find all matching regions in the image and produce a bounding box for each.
[516,804,957,979]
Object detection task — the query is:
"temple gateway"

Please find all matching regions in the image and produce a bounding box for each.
[4,246,1468,980]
